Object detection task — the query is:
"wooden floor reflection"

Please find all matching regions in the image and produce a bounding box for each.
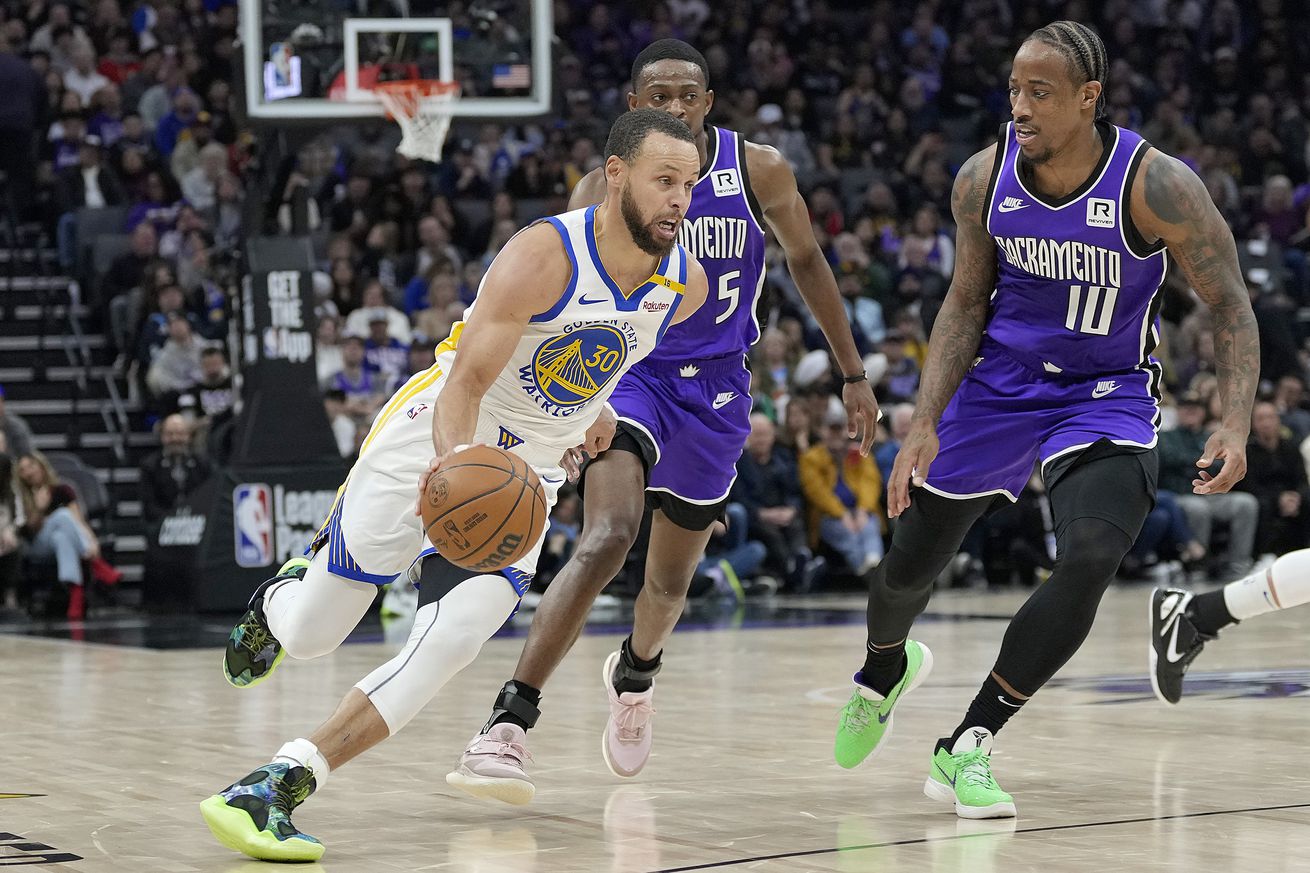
[2,587,1307,872]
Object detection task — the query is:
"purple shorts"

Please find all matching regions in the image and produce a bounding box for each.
[608,354,753,507]
[925,340,1161,501]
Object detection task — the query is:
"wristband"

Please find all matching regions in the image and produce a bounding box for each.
[842,372,868,385]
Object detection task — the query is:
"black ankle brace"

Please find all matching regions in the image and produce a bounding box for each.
[482,681,542,733]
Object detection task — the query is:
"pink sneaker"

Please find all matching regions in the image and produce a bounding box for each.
[444,723,535,805]
[601,651,656,778]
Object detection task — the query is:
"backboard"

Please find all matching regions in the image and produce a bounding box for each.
[239,0,552,121]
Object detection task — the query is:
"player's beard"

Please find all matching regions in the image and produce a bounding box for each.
[621,184,676,257]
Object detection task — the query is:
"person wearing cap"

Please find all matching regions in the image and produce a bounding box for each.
[362,309,407,382]
[328,332,385,421]
[1159,394,1259,577]
[343,279,411,345]
[56,132,125,213]
[170,109,215,180]
[146,311,205,397]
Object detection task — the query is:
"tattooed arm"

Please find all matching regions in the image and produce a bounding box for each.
[1133,150,1258,495]
[887,145,998,517]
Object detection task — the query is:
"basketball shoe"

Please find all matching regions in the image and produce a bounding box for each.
[833,640,933,768]
[923,727,1016,819]
[1149,587,1214,704]
[199,762,322,861]
[602,650,656,778]
[445,723,536,805]
[222,556,310,688]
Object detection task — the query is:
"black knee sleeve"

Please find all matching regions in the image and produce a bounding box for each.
[993,516,1133,695]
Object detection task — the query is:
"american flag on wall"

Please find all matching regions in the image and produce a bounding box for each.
[492,63,531,88]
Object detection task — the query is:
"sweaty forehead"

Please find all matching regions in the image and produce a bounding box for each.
[636,59,706,90]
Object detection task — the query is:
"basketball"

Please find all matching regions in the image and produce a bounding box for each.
[419,445,548,573]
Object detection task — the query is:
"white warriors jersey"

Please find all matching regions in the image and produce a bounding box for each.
[435,205,689,466]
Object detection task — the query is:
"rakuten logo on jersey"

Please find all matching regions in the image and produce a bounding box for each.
[642,300,671,313]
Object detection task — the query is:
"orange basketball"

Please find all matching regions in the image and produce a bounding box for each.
[420,445,548,573]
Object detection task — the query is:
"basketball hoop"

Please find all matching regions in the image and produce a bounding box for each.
[371,80,460,163]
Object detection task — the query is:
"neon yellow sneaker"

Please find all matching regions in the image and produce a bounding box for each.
[923,727,1017,819]
[222,557,310,688]
[200,762,322,861]
[833,640,933,768]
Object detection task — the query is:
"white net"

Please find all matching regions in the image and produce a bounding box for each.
[372,81,459,163]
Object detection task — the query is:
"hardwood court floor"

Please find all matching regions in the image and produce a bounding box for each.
[2,587,1308,872]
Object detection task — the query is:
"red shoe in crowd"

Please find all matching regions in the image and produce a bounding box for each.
[67,584,85,621]
[89,556,123,587]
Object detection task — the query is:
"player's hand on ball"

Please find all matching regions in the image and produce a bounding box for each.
[842,379,881,456]
[888,421,939,519]
[1193,428,1247,495]
[415,444,471,516]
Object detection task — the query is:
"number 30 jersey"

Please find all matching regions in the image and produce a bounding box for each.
[441,205,688,465]
[984,121,1168,378]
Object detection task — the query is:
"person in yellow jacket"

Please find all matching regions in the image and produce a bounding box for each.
[800,410,886,574]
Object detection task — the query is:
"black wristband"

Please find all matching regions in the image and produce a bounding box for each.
[842,372,868,385]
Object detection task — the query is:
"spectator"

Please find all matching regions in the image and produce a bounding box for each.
[0,34,45,214]
[63,42,109,104]
[697,504,771,598]
[139,414,211,522]
[0,386,34,458]
[0,454,20,611]
[146,312,204,397]
[323,389,356,458]
[877,330,920,403]
[15,452,102,619]
[1274,374,1310,444]
[154,85,201,157]
[362,310,408,381]
[875,403,915,484]
[1240,400,1310,556]
[316,315,344,389]
[187,346,235,423]
[344,279,411,345]
[414,272,462,343]
[169,111,215,181]
[179,141,226,210]
[1158,394,1259,575]
[57,135,125,212]
[329,333,385,420]
[800,410,885,574]
[733,413,822,591]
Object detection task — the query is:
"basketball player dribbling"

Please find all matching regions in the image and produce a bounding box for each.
[199,109,709,861]
[447,39,880,804]
[832,21,1259,819]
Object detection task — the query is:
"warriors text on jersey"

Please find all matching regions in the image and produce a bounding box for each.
[984,121,1167,378]
[447,204,689,467]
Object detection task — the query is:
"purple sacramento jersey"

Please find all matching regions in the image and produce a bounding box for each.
[608,126,768,511]
[926,122,1169,501]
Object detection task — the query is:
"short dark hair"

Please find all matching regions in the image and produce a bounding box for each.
[604,107,696,163]
[1025,21,1109,120]
[630,39,710,89]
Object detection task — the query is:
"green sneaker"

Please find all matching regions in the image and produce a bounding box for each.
[834,640,933,769]
[222,556,310,688]
[923,727,1017,819]
[200,762,322,861]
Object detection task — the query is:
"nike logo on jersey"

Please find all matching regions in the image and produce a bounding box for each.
[997,196,1028,213]
[712,392,738,409]
[1092,380,1120,398]
[578,295,607,305]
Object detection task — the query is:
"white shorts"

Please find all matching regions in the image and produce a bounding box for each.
[310,363,566,593]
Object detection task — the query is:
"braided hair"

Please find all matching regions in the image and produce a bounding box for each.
[1026,21,1108,119]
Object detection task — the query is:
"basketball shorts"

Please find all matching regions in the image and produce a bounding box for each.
[309,363,566,592]
[604,354,752,530]
[925,339,1161,502]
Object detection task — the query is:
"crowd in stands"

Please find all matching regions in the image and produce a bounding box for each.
[2,0,1310,613]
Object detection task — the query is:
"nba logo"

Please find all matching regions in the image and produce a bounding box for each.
[234,484,273,567]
